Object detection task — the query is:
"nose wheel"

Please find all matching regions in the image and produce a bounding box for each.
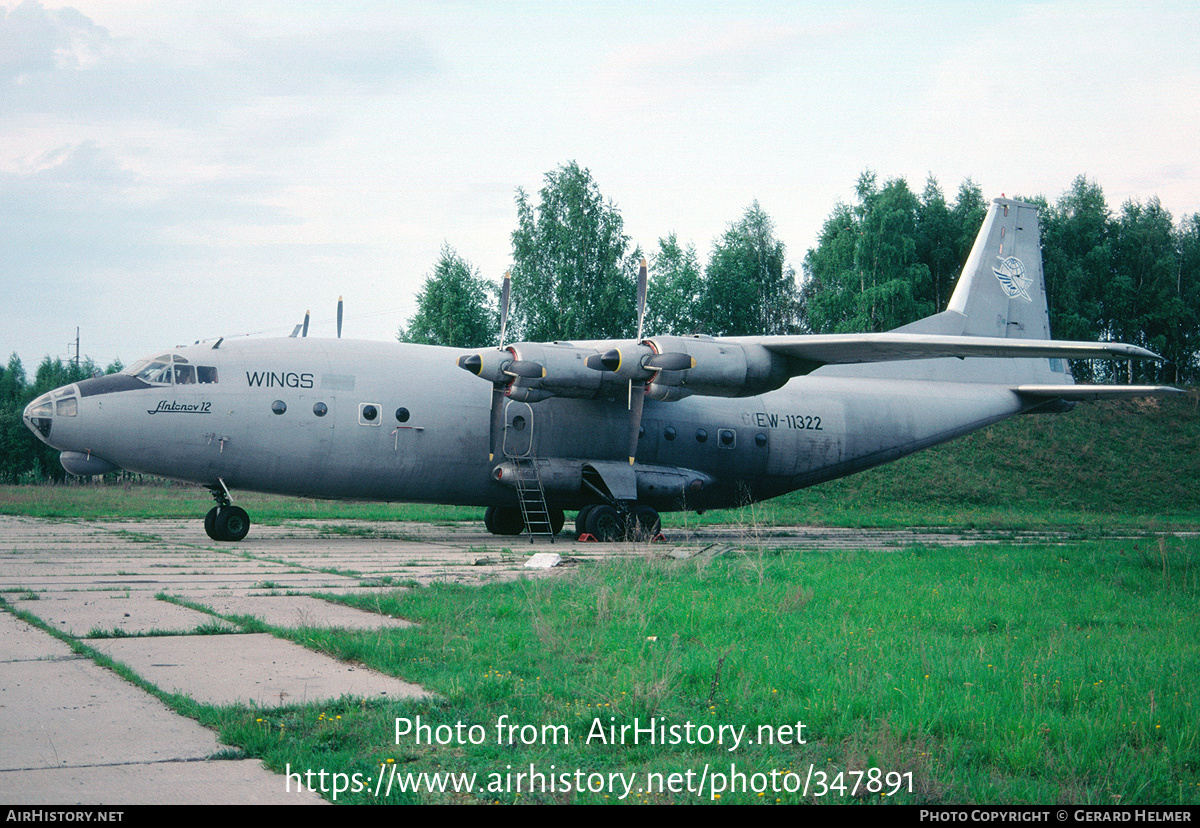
[205,481,250,542]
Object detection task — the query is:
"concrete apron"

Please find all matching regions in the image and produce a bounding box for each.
[0,514,555,805]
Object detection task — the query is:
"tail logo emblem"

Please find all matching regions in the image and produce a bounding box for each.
[993,256,1033,302]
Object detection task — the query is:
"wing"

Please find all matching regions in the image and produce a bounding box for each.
[725,332,1161,369]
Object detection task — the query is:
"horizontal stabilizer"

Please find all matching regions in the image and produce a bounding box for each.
[1015,384,1185,401]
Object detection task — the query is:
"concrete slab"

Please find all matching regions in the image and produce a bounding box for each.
[177,592,414,630]
[14,591,239,637]
[0,606,76,661]
[0,652,223,770]
[87,633,430,707]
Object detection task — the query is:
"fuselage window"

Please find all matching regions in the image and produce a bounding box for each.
[696,428,708,443]
[272,400,287,415]
[313,402,328,417]
[755,433,768,448]
[359,403,381,425]
[664,426,676,441]
[396,407,410,423]
[718,429,735,447]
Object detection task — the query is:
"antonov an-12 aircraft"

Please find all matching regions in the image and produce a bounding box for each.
[24,198,1178,542]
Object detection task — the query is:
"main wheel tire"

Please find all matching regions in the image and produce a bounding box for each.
[213,505,250,542]
[204,506,220,540]
[548,508,565,535]
[574,505,597,537]
[585,504,628,542]
[484,505,525,535]
[630,505,661,539]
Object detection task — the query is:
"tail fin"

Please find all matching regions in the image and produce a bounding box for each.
[901,197,1052,341]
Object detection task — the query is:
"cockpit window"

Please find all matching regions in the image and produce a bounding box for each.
[133,360,173,385]
[127,355,218,386]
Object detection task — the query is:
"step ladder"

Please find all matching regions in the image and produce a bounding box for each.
[512,457,555,542]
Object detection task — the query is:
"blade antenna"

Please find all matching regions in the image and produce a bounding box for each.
[302,310,310,338]
[336,296,343,339]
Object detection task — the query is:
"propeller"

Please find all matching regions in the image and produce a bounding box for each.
[289,310,311,338]
[489,272,513,460]
[626,259,649,464]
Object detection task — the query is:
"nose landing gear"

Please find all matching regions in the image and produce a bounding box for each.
[204,481,251,542]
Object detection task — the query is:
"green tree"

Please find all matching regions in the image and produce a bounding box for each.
[645,233,702,336]
[700,202,798,336]
[801,172,934,333]
[1040,176,1113,381]
[399,246,497,348]
[509,162,638,341]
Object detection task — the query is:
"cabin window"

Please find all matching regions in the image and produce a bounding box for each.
[664,426,676,441]
[718,429,735,448]
[313,402,328,417]
[359,403,381,425]
[395,407,410,423]
[695,428,708,443]
[755,433,767,448]
[271,400,287,415]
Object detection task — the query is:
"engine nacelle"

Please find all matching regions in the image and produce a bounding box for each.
[642,335,791,399]
[504,342,628,401]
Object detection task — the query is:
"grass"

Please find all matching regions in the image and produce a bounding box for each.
[100,536,1193,805]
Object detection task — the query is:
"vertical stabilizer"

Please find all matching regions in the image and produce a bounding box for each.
[946,198,1052,340]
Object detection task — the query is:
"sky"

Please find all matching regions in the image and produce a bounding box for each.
[2,0,1198,372]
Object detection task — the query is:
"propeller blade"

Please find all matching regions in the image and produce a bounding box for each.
[498,271,511,348]
[635,257,648,341]
[503,360,545,379]
[627,383,645,464]
[337,296,343,339]
[489,387,505,461]
[302,310,309,338]
[644,352,695,372]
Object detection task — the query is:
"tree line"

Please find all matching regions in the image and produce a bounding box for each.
[403,163,1200,385]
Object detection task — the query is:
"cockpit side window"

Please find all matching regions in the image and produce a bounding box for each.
[197,366,218,384]
[174,364,196,384]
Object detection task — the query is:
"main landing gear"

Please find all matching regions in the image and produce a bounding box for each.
[574,503,662,542]
[204,482,250,542]
[484,505,566,536]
